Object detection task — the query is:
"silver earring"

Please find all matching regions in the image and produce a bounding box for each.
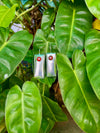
[34,50,45,78]
[46,53,56,77]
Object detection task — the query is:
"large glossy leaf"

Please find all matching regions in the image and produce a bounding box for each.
[39,118,55,133]
[41,8,55,37]
[55,0,92,58]
[0,89,8,123]
[57,50,100,133]
[85,0,100,19]
[33,29,58,54]
[42,96,67,122]
[1,0,20,7]
[5,81,42,133]
[0,27,33,83]
[0,4,17,27]
[85,30,100,99]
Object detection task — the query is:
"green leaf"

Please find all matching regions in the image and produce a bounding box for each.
[0,85,2,92]
[24,50,33,63]
[1,78,9,91]
[1,0,12,7]
[0,27,33,83]
[5,81,42,133]
[85,0,100,19]
[39,118,55,133]
[1,0,20,7]
[33,29,58,54]
[0,5,17,27]
[0,89,8,123]
[85,30,100,99]
[57,50,100,133]
[9,75,23,88]
[42,96,68,122]
[41,8,55,37]
[37,77,55,88]
[46,0,60,8]
[55,0,92,58]
[23,1,33,9]
[31,77,55,97]
[38,78,55,97]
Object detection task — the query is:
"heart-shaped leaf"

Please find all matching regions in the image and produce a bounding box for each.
[42,96,68,122]
[85,29,100,99]
[85,0,100,19]
[57,50,100,133]
[33,29,58,54]
[41,8,55,37]
[0,4,17,27]
[5,81,42,133]
[55,0,92,58]
[0,27,33,83]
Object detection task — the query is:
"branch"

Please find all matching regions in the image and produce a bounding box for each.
[14,3,40,22]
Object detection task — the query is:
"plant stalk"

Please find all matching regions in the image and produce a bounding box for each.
[14,3,40,22]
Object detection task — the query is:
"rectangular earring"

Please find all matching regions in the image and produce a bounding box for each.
[46,53,56,77]
[34,54,45,78]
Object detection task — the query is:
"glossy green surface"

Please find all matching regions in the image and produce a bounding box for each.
[5,81,42,133]
[55,0,92,58]
[85,30,100,99]
[39,118,55,133]
[57,50,100,133]
[33,29,58,54]
[85,0,100,19]
[0,27,33,83]
[0,4,17,27]
[41,8,55,37]
[42,96,68,122]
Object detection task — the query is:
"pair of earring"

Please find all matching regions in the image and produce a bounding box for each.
[34,53,56,78]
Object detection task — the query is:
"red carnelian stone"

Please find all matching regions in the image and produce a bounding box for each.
[37,57,41,61]
[49,55,53,60]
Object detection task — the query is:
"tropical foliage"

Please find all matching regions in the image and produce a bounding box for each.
[0,0,100,133]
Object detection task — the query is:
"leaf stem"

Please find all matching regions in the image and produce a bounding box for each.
[14,3,40,22]
[42,84,45,96]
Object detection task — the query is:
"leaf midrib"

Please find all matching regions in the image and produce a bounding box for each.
[0,42,8,52]
[67,9,75,52]
[73,70,97,127]
[0,7,10,26]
